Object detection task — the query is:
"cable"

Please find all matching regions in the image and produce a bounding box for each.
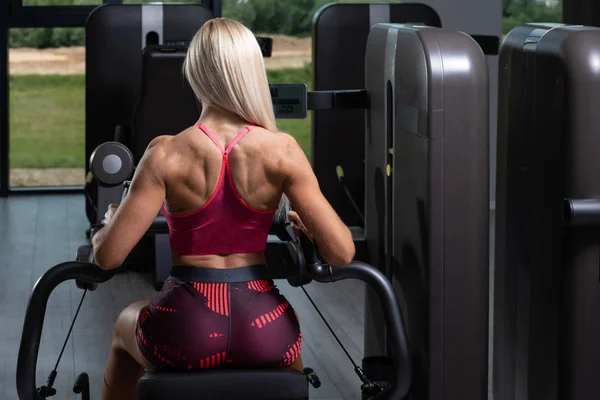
[54,289,87,372]
[336,166,365,226]
[301,283,384,394]
[301,285,358,368]
[40,288,88,397]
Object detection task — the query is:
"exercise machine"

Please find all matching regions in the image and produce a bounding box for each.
[494,23,600,400]
[311,1,501,226]
[311,3,441,227]
[17,197,412,400]
[363,23,490,399]
[84,3,211,225]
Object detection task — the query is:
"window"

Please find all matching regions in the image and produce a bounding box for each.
[9,27,85,187]
[503,0,562,33]
[22,0,102,5]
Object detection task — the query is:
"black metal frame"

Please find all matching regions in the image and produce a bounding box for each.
[0,0,221,197]
[564,0,600,25]
[1,0,8,196]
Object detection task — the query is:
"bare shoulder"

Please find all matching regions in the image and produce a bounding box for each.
[265,130,309,177]
[144,135,173,159]
[250,127,301,155]
[139,134,184,180]
[275,131,304,160]
[148,126,199,159]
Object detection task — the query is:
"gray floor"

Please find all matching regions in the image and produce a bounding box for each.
[0,194,366,400]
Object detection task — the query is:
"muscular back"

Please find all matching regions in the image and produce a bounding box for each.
[155,122,290,268]
[163,124,286,214]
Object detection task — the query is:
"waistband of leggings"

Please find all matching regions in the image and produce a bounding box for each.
[168,265,270,283]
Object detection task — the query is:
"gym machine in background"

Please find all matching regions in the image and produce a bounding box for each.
[312,0,501,227]
[364,24,490,399]
[494,23,600,400]
[311,3,442,227]
[84,3,210,226]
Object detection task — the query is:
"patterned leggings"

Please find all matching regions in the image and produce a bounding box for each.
[136,265,302,371]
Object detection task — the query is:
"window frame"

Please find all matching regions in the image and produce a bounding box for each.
[0,0,220,195]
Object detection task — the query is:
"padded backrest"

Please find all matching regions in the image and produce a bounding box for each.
[131,46,200,164]
[85,4,212,172]
[312,3,441,226]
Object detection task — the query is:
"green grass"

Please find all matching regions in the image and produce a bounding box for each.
[9,74,86,168]
[9,65,313,168]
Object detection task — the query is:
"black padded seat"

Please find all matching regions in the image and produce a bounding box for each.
[137,368,309,400]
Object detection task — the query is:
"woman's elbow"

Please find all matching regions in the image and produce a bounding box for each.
[93,247,122,270]
[323,241,355,266]
[338,242,356,265]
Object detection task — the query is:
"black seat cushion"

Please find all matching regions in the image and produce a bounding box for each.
[137,368,309,400]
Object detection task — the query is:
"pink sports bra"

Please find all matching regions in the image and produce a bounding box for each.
[161,124,276,256]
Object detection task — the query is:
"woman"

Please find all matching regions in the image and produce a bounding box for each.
[92,18,355,400]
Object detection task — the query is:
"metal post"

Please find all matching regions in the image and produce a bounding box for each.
[0,0,9,196]
[563,0,600,26]
[208,0,222,17]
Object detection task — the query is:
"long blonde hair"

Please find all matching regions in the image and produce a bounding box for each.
[183,18,277,132]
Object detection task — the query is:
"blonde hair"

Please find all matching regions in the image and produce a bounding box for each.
[183,18,277,132]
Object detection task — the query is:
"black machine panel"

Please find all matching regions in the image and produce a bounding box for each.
[312,3,441,226]
[131,46,200,164]
[85,4,212,173]
[364,24,489,399]
[494,24,600,400]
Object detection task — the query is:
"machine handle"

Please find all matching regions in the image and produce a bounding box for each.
[301,238,412,400]
[307,89,368,110]
[562,198,600,226]
[17,262,116,400]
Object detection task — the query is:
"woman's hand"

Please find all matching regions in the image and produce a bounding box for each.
[287,210,313,241]
[101,203,120,226]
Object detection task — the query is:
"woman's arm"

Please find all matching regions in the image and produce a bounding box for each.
[92,137,169,270]
[280,135,355,265]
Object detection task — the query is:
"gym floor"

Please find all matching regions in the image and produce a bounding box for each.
[0,194,366,400]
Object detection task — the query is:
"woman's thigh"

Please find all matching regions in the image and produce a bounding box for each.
[113,300,154,371]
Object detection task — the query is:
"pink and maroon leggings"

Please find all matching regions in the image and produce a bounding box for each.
[136,265,302,371]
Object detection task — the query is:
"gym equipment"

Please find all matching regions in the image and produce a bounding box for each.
[85,3,211,174]
[562,198,600,226]
[417,0,503,204]
[363,24,490,399]
[312,3,441,227]
[17,216,412,400]
[84,3,211,224]
[494,23,600,400]
[271,84,308,119]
